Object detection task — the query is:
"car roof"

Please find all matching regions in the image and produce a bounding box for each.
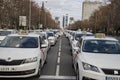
[47,31,54,33]
[82,36,118,41]
[8,33,40,37]
[75,31,93,34]
[0,29,17,31]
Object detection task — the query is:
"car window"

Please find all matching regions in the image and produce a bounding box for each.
[47,33,54,37]
[0,36,38,48]
[82,40,120,54]
[75,34,83,41]
[0,31,11,36]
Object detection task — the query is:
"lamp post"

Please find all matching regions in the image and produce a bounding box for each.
[29,0,31,30]
[40,1,47,30]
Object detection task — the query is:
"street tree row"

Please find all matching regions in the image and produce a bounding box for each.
[0,0,59,29]
[67,0,120,35]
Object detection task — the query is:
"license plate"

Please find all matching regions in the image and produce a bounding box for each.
[106,77,120,80]
[0,67,16,71]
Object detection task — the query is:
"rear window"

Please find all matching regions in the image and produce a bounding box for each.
[47,32,54,37]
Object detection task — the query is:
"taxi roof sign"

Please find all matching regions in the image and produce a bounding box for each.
[19,30,28,35]
[82,31,87,34]
[95,33,105,38]
[77,29,81,32]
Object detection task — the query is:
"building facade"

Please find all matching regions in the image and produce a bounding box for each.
[82,1,102,20]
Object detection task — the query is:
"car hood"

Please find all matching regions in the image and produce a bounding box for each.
[82,53,120,69]
[0,48,38,60]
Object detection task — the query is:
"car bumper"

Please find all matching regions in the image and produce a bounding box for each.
[0,62,38,78]
[49,41,55,46]
[81,70,120,80]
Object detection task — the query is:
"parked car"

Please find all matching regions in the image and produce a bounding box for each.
[73,33,120,80]
[71,31,93,55]
[47,32,57,46]
[40,31,50,53]
[0,29,18,42]
[0,30,47,78]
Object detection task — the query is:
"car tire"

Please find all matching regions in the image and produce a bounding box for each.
[36,61,42,77]
[45,60,47,64]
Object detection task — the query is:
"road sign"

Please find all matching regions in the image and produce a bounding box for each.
[19,16,27,27]
[39,24,43,29]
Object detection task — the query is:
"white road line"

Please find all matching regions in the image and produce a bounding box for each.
[59,43,61,51]
[56,65,60,76]
[55,38,61,76]
[60,39,62,46]
[58,52,61,57]
[59,38,61,56]
[57,57,60,64]
[59,48,61,52]
[40,75,76,80]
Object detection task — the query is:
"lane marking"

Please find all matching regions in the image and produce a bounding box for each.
[55,38,61,77]
[58,52,61,57]
[57,57,60,64]
[60,39,61,46]
[40,75,76,80]
[56,65,60,76]
[59,39,61,52]
[59,48,61,52]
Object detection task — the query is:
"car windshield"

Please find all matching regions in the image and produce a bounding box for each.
[82,40,120,54]
[75,34,93,41]
[86,34,94,36]
[0,31,11,36]
[75,34,83,41]
[47,33,54,37]
[0,36,38,48]
[40,33,46,39]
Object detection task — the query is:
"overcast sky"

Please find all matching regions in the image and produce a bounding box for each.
[34,0,104,22]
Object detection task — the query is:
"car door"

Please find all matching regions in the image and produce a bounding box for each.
[39,37,46,65]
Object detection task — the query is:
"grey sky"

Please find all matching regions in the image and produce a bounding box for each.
[34,0,104,22]
[34,0,83,21]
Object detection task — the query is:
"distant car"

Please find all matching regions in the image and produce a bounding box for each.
[0,30,47,78]
[0,29,18,42]
[71,31,93,55]
[40,31,50,53]
[73,33,120,80]
[47,32,57,46]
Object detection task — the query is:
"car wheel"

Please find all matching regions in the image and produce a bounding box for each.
[36,61,42,77]
[76,65,79,80]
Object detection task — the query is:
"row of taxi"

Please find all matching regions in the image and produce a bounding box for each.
[65,30,120,80]
[0,29,18,42]
[0,29,61,78]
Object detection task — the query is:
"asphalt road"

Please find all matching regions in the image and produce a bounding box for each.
[0,35,76,80]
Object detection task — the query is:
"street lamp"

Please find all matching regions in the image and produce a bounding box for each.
[41,1,47,29]
[29,0,32,30]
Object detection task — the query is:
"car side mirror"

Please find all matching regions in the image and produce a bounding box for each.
[74,47,81,54]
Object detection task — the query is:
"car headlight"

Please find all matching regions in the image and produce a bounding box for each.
[82,62,100,72]
[23,57,37,64]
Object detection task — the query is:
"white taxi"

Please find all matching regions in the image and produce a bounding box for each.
[0,29,18,42]
[40,31,50,53]
[47,32,56,46]
[0,30,46,78]
[73,33,120,80]
[71,31,93,55]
